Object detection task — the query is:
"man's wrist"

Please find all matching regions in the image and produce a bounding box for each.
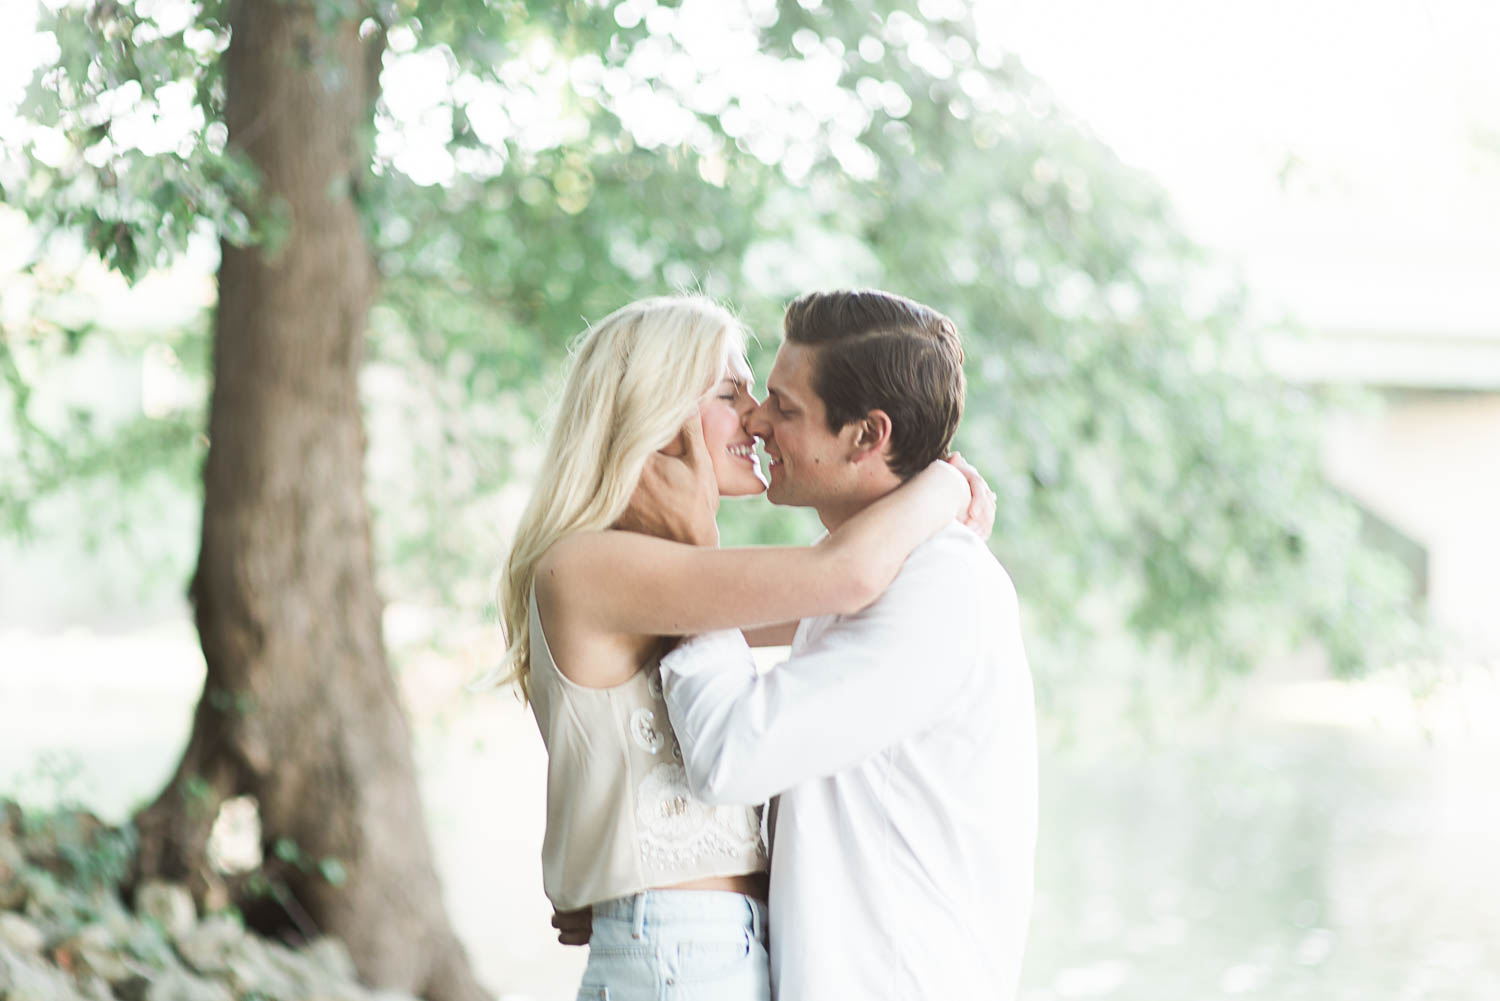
[659,629,749,679]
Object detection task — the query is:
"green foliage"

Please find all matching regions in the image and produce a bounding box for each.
[272,837,302,866]
[57,819,136,891]
[318,856,349,887]
[19,807,138,893]
[206,685,256,717]
[270,836,347,887]
[0,258,209,550]
[4,0,1413,679]
[9,0,254,280]
[121,912,178,967]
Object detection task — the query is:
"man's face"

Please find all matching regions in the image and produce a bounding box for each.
[745,342,855,513]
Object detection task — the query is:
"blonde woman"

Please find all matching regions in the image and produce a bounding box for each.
[479,296,982,1001]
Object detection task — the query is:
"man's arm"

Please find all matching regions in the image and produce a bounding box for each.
[662,541,1005,804]
[741,621,799,647]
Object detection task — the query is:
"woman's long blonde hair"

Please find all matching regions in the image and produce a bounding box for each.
[476,295,744,701]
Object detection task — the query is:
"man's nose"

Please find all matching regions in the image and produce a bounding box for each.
[735,391,760,423]
[744,399,772,438]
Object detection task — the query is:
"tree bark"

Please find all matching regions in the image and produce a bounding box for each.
[132,3,490,999]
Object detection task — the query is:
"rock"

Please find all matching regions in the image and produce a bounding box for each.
[173,915,243,976]
[115,972,154,1001]
[0,836,27,910]
[21,866,74,921]
[55,921,136,983]
[73,921,121,950]
[0,912,47,954]
[119,918,175,970]
[0,799,22,838]
[302,984,365,1001]
[134,882,197,940]
[0,805,431,1001]
[301,936,358,982]
[98,903,140,943]
[292,937,366,1001]
[0,941,91,1001]
[75,970,119,1001]
[224,936,303,1000]
[222,934,370,1001]
[144,966,234,1001]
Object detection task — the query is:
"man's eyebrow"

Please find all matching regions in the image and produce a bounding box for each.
[767,383,800,407]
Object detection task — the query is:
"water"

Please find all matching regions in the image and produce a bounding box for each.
[1024,720,1500,1000]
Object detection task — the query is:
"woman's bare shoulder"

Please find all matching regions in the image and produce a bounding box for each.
[533,532,662,687]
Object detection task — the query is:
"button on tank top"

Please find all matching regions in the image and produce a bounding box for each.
[526,591,766,910]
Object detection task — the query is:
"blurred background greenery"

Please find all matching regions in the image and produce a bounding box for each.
[2,1,1498,999]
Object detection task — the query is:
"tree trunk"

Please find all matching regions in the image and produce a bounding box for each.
[132,3,490,999]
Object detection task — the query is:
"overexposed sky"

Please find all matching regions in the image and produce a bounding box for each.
[986,0,1500,335]
[4,0,1498,335]
[992,0,1500,224]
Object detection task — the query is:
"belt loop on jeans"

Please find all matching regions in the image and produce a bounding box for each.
[631,893,647,940]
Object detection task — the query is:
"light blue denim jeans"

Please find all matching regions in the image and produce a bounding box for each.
[576,890,770,1001]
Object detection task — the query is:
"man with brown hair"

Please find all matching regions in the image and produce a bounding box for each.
[753,289,966,510]
[659,289,1038,1000]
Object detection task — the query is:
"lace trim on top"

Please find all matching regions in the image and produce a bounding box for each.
[628,668,764,871]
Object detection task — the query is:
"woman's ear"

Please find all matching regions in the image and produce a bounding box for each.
[850,409,893,460]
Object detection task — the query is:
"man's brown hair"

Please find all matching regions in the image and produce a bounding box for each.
[782,289,965,480]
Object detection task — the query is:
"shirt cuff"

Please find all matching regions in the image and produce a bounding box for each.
[659,629,752,679]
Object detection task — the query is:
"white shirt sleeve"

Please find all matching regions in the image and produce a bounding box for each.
[660,544,987,805]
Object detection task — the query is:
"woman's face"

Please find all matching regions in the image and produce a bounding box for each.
[699,353,767,497]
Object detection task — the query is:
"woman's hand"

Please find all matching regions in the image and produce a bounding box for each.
[945,451,996,541]
[614,414,720,547]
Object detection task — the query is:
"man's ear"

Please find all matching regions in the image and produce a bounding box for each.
[848,409,893,462]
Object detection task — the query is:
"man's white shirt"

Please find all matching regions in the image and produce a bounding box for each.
[659,524,1038,1001]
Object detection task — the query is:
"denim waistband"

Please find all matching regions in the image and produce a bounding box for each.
[593,890,767,941]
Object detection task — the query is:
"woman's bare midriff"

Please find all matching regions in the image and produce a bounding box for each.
[657,871,768,901]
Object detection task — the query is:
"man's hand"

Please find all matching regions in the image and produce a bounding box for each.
[946,451,996,541]
[615,414,720,547]
[551,906,592,947]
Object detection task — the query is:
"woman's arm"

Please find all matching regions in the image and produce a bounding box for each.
[537,458,969,642]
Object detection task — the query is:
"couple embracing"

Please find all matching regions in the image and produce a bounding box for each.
[477,290,1037,1001]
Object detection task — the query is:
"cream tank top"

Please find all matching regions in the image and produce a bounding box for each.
[527,591,767,910]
